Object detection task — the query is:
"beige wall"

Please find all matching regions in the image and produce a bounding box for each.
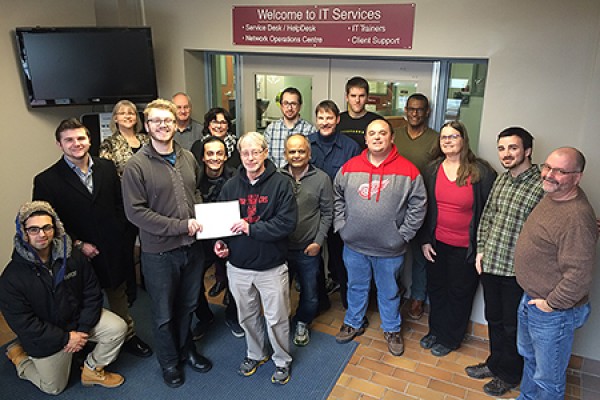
[2,0,600,358]
[142,0,600,359]
[0,1,97,270]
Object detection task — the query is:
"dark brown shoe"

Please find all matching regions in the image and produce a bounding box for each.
[408,299,424,320]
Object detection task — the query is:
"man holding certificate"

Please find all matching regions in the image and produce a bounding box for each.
[215,131,297,385]
[122,99,211,388]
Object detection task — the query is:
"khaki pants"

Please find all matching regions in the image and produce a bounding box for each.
[16,309,127,395]
[227,263,292,368]
[105,281,135,340]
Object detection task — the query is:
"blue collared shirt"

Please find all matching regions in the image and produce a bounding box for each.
[308,131,361,180]
[64,155,94,193]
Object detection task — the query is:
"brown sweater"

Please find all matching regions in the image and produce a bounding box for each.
[515,188,597,309]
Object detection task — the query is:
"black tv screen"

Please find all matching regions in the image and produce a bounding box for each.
[16,27,158,107]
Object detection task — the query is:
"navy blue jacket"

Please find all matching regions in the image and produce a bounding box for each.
[309,131,361,181]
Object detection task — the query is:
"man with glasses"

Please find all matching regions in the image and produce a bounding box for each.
[0,201,127,394]
[33,118,152,360]
[393,93,439,321]
[173,92,204,150]
[264,87,316,168]
[122,99,212,388]
[515,147,597,400]
[338,76,382,150]
[215,132,297,385]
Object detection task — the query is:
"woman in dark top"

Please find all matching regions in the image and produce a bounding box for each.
[191,107,240,169]
[419,120,496,357]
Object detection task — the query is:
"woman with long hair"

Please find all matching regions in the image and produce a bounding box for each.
[99,100,149,306]
[419,120,496,357]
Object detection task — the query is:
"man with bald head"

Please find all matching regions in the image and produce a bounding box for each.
[515,147,597,400]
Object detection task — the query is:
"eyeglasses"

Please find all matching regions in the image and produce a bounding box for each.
[25,224,54,236]
[406,107,426,115]
[282,101,299,108]
[441,134,461,141]
[210,120,228,126]
[116,111,137,116]
[541,163,581,176]
[148,118,175,126]
[240,149,265,159]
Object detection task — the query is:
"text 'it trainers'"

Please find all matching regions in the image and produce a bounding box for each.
[293,321,310,346]
[465,362,494,379]
[271,366,291,385]
[335,323,365,344]
[238,356,269,377]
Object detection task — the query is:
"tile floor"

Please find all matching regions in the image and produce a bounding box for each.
[0,271,583,399]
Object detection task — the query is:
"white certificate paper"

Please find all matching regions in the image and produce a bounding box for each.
[195,200,241,240]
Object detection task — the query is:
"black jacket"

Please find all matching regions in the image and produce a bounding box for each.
[419,158,496,263]
[33,157,127,288]
[0,236,102,358]
[218,160,297,270]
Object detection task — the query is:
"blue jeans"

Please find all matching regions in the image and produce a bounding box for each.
[517,293,590,400]
[343,246,404,332]
[141,242,204,369]
[288,249,320,325]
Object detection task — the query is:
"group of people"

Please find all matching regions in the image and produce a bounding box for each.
[0,78,597,400]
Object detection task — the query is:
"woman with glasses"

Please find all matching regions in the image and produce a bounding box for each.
[418,120,496,357]
[191,107,240,168]
[99,100,149,306]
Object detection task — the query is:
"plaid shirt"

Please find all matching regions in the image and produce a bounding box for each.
[264,118,316,168]
[477,164,544,276]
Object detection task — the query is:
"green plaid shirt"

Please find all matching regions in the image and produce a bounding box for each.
[477,165,544,276]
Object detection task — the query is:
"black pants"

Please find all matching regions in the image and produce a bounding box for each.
[196,241,238,323]
[481,273,523,384]
[426,241,479,349]
[327,229,348,308]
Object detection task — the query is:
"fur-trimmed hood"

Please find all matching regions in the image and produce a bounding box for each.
[13,200,71,267]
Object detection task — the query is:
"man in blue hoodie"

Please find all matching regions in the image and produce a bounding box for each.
[215,131,297,385]
[333,119,427,356]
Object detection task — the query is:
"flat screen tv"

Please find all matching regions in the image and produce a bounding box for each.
[15,27,158,108]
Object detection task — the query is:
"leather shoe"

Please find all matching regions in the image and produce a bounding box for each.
[408,299,424,320]
[162,365,184,388]
[186,350,212,373]
[123,335,153,358]
[208,281,227,297]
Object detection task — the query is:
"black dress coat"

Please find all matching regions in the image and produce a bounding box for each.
[33,157,128,289]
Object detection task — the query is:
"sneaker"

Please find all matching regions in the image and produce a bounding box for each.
[335,323,365,344]
[419,333,437,349]
[407,299,424,320]
[483,377,518,396]
[431,343,453,357]
[225,319,245,338]
[465,362,494,379]
[293,322,310,346]
[81,366,124,388]
[238,356,269,377]
[192,317,214,341]
[383,331,404,356]
[271,366,291,385]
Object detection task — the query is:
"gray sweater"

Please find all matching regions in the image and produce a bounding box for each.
[334,146,427,257]
[122,142,202,253]
[280,165,333,251]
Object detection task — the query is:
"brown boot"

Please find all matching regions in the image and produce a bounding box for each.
[6,341,28,367]
[408,299,424,320]
[81,365,124,388]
